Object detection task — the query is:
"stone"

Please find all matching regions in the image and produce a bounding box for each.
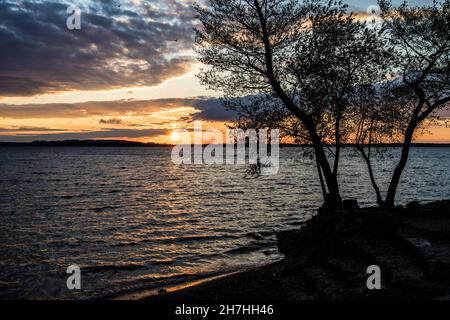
[276,229,302,253]
[406,201,421,209]
[342,199,359,210]
[158,288,167,295]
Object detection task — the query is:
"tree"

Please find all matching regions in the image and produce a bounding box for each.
[194,0,389,209]
[226,94,330,197]
[349,83,414,206]
[379,0,450,208]
[287,3,391,183]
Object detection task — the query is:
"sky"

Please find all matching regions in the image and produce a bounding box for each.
[0,0,448,143]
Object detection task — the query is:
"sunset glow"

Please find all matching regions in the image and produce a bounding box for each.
[1,0,450,304]
[0,0,448,144]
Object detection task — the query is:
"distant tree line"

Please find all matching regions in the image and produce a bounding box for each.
[194,0,450,209]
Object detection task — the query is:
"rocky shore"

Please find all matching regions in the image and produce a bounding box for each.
[145,200,450,300]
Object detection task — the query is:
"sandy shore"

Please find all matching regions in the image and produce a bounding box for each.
[121,200,450,300]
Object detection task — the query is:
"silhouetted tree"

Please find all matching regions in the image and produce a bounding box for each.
[195,0,389,209]
[287,3,390,182]
[379,0,450,208]
[350,83,415,206]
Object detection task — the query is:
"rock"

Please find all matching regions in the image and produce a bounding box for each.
[397,227,450,278]
[319,193,334,212]
[342,199,359,210]
[406,201,421,209]
[158,289,167,295]
[276,229,302,253]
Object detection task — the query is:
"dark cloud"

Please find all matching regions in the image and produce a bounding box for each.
[0,97,238,121]
[0,96,239,142]
[0,0,196,97]
[0,99,176,118]
[189,99,237,121]
[99,118,123,125]
[0,127,68,132]
[0,128,169,142]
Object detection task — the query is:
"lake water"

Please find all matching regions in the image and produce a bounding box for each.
[0,146,449,299]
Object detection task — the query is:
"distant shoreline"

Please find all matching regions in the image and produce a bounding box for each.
[1,140,450,148]
[0,140,173,147]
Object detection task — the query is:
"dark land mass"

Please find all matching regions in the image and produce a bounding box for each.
[147,200,450,300]
[0,140,173,147]
[280,143,450,148]
[1,140,450,148]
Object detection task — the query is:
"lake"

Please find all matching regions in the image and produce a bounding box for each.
[0,146,449,299]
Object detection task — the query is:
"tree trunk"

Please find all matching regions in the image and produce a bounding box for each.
[384,124,415,209]
[333,112,342,177]
[309,128,342,209]
[315,152,327,200]
[356,146,383,206]
[254,0,342,209]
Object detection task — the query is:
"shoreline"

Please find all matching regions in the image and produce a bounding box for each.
[135,200,450,300]
[112,270,246,300]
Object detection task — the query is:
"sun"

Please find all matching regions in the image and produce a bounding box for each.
[171,131,181,141]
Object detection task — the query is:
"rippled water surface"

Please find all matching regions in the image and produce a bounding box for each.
[0,146,449,299]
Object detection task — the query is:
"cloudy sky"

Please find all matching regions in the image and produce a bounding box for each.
[0,0,448,143]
